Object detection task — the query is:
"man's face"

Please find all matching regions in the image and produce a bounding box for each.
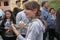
[17,2,21,7]
[44,2,48,9]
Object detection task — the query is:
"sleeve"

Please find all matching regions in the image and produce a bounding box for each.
[41,11,48,20]
[2,11,5,17]
[16,13,22,27]
[0,9,5,18]
[17,35,26,40]
[0,20,5,30]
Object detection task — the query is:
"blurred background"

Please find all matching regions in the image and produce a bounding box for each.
[0,0,59,40]
[0,0,60,11]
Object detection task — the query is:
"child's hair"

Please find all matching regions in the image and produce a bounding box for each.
[23,1,41,17]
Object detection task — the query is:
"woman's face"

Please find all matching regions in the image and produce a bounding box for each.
[5,11,11,19]
[24,9,37,19]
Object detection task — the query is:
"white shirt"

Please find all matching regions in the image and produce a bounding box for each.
[16,19,45,40]
[16,11,29,35]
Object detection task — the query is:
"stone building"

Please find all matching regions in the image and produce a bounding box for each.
[0,0,38,11]
[0,0,11,11]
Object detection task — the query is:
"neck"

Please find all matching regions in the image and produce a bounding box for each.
[31,16,36,20]
[43,6,48,9]
[6,19,10,21]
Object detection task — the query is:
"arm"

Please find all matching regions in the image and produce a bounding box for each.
[41,10,48,20]
[0,24,4,30]
[16,13,22,28]
[12,22,39,40]
[11,24,26,40]
[17,23,39,40]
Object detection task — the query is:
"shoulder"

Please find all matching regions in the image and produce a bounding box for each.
[31,19,45,31]
[16,11,25,16]
[29,19,44,34]
[17,11,25,15]
[31,19,42,29]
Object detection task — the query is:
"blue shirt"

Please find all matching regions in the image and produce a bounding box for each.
[40,7,52,26]
[0,9,5,25]
[16,11,29,35]
[17,19,45,40]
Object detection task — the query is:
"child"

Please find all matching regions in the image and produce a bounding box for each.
[12,1,46,40]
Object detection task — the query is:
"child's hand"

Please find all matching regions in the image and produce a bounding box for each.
[19,21,24,28]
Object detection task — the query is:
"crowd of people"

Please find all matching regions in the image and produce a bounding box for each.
[0,0,60,40]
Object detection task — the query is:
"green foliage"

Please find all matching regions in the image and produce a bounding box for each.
[49,0,60,10]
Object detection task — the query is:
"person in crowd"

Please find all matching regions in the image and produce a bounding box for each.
[40,1,52,40]
[1,10,16,40]
[49,8,56,40]
[0,9,5,25]
[0,9,5,40]
[11,1,46,40]
[16,0,29,38]
[55,8,60,40]
[13,0,22,23]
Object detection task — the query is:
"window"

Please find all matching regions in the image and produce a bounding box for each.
[4,1,9,6]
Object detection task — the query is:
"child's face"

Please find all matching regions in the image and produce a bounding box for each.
[6,12,11,19]
[24,9,37,19]
[51,9,55,14]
